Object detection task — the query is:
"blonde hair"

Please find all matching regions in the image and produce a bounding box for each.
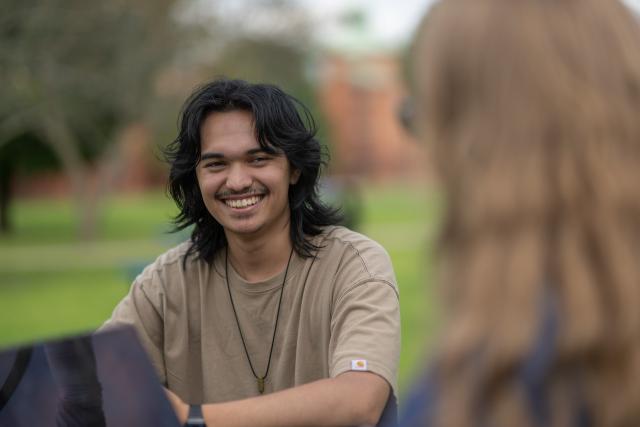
[414,0,640,425]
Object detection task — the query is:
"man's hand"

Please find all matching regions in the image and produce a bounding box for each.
[165,387,189,424]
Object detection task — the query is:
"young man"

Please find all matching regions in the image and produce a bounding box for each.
[102,79,400,426]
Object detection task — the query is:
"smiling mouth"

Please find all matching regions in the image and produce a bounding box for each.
[222,195,263,209]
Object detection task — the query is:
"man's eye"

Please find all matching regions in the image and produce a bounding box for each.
[250,157,269,164]
[204,161,225,169]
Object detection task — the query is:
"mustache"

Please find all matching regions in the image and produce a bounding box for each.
[215,187,267,198]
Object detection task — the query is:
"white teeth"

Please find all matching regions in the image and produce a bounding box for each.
[225,196,261,209]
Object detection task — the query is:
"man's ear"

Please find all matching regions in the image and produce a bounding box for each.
[290,169,301,185]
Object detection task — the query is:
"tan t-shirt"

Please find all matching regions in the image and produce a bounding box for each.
[101,226,400,403]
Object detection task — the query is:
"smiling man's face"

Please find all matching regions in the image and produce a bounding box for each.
[196,110,300,241]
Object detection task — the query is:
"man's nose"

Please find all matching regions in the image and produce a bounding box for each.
[225,163,252,191]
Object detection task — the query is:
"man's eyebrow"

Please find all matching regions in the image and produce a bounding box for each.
[200,148,275,161]
[200,152,224,161]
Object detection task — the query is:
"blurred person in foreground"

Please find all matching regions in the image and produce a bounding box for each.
[101,78,400,426]
[402,0,640,425]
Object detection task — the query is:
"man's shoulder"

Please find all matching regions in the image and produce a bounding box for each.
[136,240,200,282]
[314,225,395,282]
[316,225,387,253]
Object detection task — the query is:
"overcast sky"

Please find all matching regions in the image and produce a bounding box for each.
[297,0,435,47]
[298,0,640,48]
[625,0,640,12]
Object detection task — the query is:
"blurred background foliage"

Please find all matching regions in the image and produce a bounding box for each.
[0,0,322,238]
[0,0,437,398]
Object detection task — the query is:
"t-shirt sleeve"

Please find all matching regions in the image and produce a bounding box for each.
[329,279,401,397]
[99,274,167,385]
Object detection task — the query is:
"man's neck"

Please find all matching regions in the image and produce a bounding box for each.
[225,229,294,284]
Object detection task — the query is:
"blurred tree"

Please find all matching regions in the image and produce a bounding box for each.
[0,0,180,237]
[0,0,325,237]
[212,37,329,141]
[190,0,329,147]
[215,38,312,106]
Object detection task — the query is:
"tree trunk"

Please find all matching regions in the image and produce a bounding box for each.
[40,115,98,240]
[91,125,129,229]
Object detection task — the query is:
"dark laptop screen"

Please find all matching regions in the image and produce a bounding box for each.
[0,326,180,426]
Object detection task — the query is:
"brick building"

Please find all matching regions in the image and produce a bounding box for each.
[315,18,429,182]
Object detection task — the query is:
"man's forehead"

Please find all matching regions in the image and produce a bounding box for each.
[199,110,284,157]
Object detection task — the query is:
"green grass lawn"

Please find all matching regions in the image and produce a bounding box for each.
[0,183,441,397]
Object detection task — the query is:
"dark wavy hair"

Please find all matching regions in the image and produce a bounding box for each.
[164,78,341,263]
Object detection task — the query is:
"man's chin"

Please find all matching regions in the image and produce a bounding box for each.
[223,222,262,238]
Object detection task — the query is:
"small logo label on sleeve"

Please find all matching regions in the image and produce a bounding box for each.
[351,359,368,371]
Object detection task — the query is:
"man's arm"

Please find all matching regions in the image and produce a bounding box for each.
[99,275,167,384]
[167,371,390,427]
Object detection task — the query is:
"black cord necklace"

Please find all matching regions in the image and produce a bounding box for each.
[225,246,294,394]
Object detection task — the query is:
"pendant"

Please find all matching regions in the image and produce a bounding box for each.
[257,377,265,394]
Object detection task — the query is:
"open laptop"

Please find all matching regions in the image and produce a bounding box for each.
[0,326,180,426]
